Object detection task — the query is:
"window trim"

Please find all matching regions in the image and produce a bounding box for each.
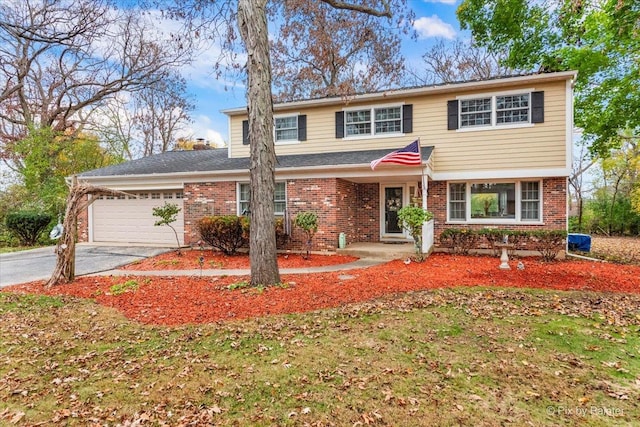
[456,89,535,132]
[446,180,543,224]
[274,114,300,145]
[237,182,287,216]
[342,103,406,139]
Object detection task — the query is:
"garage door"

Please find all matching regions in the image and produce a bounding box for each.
[92,191,184,245]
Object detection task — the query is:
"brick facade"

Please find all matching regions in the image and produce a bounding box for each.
[78,177,566,251]
[428,177,567,248]
[183,178,380,252]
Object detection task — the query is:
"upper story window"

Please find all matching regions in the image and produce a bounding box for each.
[243,115,306,145]
[275,116,298,142]
[448,91,544,131]
[238,182,286,216]
[345,106,402,137]
[460,98,492,128]
[336,104,413,139]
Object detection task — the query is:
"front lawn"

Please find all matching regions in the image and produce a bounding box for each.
[1,288,639,426]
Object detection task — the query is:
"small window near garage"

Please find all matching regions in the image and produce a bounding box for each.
[117,195,126,200]
[151,193,161,200]
[238,182,286,216]
[138,193,149,199]
[175,192,184,199]
[163,192,173,199]
[106,195,114,200]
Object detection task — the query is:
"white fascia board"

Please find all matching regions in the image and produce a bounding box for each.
[432,167,570,181]
[221,71,578,116]
[276,165,430,180]
[566,79,574,170]
[78,163,433,189]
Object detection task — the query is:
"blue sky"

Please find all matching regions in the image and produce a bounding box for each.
[181,0,463,147]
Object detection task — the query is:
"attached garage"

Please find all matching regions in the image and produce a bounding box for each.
[90,190,184,245]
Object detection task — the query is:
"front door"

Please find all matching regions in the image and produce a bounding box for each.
[383,186,404,235]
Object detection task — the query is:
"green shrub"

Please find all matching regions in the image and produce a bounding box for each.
[293,211,318,259]
[5,211,52,246]
[152,202,182,253]
[440,228,478,255]
[397,206,433,261]
[441,228,566,261]
[197,215,249,255]
[528,230,567,261]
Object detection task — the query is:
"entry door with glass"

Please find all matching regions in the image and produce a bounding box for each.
[383,186,404,236]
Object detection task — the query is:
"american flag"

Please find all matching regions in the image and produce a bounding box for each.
[370,140,422,170]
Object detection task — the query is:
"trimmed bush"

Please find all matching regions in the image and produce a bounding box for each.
[198,215,291,255]
[293,211,318,259]
[528,230,567,261]
[440,228,478,255]
[441,228,567,261]
[197,215,249,255]
[5,211,52,246]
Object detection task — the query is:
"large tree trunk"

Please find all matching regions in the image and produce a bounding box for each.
[237,0,281,286]
[46,177,128,288]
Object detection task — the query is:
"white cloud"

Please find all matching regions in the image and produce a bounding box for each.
[178,114,226,148]
[413,15,457,39]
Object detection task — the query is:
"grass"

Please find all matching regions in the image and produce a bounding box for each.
[1,288,639,426]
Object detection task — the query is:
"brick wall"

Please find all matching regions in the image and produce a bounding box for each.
[183,182,236,245]
[428,177,567,248]
[183,178,382,251]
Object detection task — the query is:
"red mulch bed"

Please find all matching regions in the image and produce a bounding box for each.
[122,249,359,270]
[5,253,640,326]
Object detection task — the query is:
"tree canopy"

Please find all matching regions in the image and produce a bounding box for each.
[457,0,640,155]
[270,0,410,101]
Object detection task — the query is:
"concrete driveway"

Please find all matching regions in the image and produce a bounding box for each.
[0,244,172,288]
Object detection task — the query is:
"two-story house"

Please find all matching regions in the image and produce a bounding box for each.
[78,70,576,253]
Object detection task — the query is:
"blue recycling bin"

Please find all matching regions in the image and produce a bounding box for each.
[568,233,591,252]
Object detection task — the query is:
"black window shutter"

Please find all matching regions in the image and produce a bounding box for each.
[402,104,413,133]
[335,111,344,139]
[531,91,544,123]
[297,115,307,141]
[242,120,249,145]
[447,100,459,130]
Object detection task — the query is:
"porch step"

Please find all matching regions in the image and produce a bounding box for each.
[337,242,415,261]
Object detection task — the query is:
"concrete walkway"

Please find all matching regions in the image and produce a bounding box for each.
[94,258,385,278]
